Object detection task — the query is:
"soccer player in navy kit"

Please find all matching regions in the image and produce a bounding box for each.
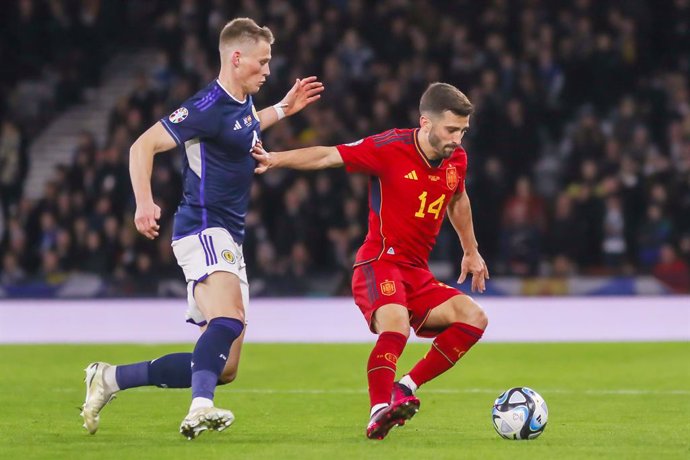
[80,18,323,440]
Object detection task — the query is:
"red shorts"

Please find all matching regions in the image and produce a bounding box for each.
[351,260,464,337]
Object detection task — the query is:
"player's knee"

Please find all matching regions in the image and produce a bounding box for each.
[472,306,488,330]
[465,302,488,330]
[207,309,245,325]
[454,298,488,330]
[218,368,238,385]
[373,306,411,338]
[232,310,246,325]
[380,319,411,338]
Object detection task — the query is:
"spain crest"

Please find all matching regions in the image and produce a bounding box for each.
[446,165,459,190]
[380,280,396,296]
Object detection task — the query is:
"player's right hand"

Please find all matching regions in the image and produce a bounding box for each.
[134,201,161,240]
[251,143,273,174]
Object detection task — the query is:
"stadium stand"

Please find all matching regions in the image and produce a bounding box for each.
[1,0,688,296]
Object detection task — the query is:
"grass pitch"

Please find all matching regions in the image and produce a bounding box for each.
[0,342,688,460]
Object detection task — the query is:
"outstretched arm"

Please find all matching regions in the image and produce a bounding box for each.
[251,143,343,173]
[258,76,324,130]
[129,122,177,240]
[447,190,490,292]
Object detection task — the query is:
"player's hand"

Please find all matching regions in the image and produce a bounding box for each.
[251,142,273,174]
[134,201,161,240]
[458,250,490,293]
[279,76,324,116]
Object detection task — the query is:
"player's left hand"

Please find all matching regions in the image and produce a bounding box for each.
[458,250,490,293]
[279,76,324,116]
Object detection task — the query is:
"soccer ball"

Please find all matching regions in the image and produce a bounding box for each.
[491,387,548,440]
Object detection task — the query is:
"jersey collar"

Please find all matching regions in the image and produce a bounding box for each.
[413,129,446,169]
[216,79,247,104]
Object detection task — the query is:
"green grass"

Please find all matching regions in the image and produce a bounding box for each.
[0,342,688,460]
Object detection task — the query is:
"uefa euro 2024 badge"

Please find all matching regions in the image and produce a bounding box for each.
[169,107,189,124]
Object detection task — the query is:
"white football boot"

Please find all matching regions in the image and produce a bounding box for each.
[81,362,117,434]
[179,406,235,440]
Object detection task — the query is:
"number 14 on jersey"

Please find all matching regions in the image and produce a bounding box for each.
[415,191,445,219]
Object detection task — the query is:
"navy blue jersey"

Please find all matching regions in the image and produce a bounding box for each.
[160,80,260,244]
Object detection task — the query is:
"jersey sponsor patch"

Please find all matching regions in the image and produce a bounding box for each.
[169,107,189,124]
[380,280,396,296]
[446,165,459,189]
[221,249,236,264]
[345,139,363,146]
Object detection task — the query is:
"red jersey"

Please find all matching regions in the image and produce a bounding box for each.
[337,128,467,268]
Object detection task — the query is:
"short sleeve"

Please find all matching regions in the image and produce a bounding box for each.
[160,102,221,146]
[336,135,386,175]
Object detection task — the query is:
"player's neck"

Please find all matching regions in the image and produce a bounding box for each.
[417,132,441,161]
[217,73,247,102]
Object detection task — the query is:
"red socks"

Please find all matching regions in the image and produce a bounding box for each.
[367,323,484,407]
[367,331,408,407]
[408,322,484,387]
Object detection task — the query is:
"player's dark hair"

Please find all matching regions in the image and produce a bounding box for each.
[419,82,474,117]
[219,18,274,48]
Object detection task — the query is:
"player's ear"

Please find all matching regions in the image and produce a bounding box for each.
[232,50,241,67]
[419,114,432,131]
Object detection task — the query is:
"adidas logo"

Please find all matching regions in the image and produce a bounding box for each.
[404,170,418,180]
[233,120,242,130]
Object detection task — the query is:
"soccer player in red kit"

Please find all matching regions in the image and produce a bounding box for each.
[252,82,489,440]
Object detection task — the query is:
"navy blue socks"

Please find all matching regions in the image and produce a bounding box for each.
[149,353,193,388]
[116,352,193,390]
[191,317,244,400]
[114,317,244,395]
[115,361,149,390]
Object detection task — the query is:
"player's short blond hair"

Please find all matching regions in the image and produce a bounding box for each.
[419,82,474,117]
[219,18,274,49]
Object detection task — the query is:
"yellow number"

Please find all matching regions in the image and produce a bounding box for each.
[427,195,445,219]
[414,191,446,220]
[415,191,427,217]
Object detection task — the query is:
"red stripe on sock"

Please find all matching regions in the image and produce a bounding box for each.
[408,322,484,387]
[367,331,408,407]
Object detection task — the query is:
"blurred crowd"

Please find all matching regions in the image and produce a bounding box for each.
[1,0,689,295]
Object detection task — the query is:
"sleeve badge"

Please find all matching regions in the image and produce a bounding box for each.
[169,107,189,124]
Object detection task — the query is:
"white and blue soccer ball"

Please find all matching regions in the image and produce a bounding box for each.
[492,387,548,440]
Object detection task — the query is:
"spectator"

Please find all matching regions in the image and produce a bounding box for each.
[652,244,690,293]
[1,252,26,285]
[3,0,688,296]
[638,204,674,268]
[0,120,27,242]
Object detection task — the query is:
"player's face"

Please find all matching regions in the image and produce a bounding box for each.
[425,111,470,159]
[238,39,272,95]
